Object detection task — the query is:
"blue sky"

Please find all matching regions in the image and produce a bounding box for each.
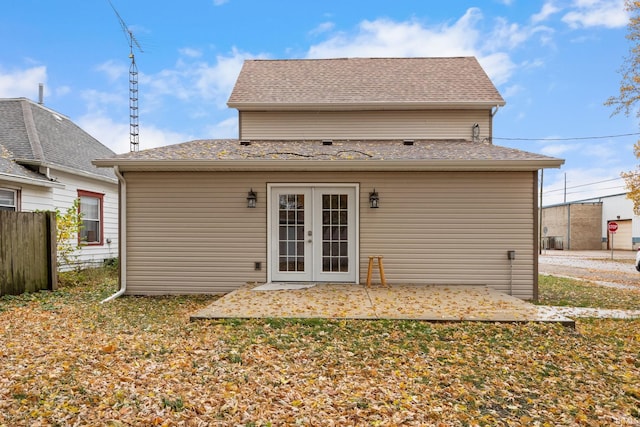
[0,0,635,205]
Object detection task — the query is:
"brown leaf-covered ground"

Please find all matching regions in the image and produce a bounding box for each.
[1,269,639,426]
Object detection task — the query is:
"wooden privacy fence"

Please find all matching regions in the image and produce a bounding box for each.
[0,211,57,296]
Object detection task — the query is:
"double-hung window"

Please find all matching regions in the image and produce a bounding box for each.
[78,190,104,245]
[0,188,17,211]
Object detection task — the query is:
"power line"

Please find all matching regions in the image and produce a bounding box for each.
[559,185,627,196]
[544,177,624,194]
[494,132,640,141]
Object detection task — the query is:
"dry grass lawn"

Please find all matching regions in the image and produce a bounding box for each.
[0,269,639,426]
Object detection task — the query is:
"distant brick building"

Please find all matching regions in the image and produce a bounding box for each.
[542,193,639,250]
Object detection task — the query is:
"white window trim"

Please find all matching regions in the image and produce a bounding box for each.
[0,188,18,211]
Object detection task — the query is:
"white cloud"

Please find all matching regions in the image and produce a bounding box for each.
[77,114,130,154]
[0,66,47,99]
[204,116,238,139]
[77,113,191,154]
[543,168,627,205]
[55,86,71,97]
[138,124,192,151]
[539,142,580,156]
[309,22,335,36]
[307,9,483,59]
[194,48,254,104]
[80,89,126,114]
[538,138,624,161]
[503,84,524,99]
[477,52,516,86]
[95,60,128,82]
[532,2,561,23]
[305,8,553,86]
[179,47,203,58]
[144,47,264,109]
[582,139,622,164]
[521,58,546,69]
[562,0,629,28]
[213,0,228,5]
[74,49,258,151]
[488,19,530,49]
[485,17,555,52]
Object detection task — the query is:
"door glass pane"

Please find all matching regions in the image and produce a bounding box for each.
[321,193,349,272]
[278,194,305,272]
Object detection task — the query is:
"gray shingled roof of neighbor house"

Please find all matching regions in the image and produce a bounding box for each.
[94,139,564,171]
[228,57,506,109]
[0,98,116,182]
[0,144,52,183]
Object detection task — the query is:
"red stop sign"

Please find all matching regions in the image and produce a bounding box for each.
[608,222,618,232]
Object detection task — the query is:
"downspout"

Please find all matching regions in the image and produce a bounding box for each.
[101,165,126,303]
[488,105,501,144]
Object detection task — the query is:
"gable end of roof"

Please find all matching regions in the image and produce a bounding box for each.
[228,57,506,110]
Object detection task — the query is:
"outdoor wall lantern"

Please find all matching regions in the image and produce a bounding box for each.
[369,189,380,208]
[247,189,257,208]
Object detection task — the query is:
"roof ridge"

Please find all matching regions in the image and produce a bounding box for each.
[246,56,476,62]
[20,99,45,161]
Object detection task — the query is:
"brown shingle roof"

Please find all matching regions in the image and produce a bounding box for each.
[95,139,563,172]
[228,57,505,109]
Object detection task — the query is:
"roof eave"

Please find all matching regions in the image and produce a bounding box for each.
[16,159,117,184]
[227,101,506,111]
[0,172,65,188]
[93,158,563,172]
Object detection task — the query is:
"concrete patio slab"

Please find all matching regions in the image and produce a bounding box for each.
[191,283,575,326]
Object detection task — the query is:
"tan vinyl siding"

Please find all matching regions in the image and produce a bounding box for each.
[239,110,492,141]
[359,172,535,300]
[124,171,535,298]
[125,172,267,295]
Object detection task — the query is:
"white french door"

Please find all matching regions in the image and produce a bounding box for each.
[269,185,358,282]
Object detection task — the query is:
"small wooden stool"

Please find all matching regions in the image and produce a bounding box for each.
[366,255,388,287]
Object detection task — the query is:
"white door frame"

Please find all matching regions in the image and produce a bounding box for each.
[267,183,360,283]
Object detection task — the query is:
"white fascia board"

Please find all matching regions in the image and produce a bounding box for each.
[0,172,65,188]
[16,159,117,184]
[227,101,506,111]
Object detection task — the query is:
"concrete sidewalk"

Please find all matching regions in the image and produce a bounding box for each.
[191,283,575,326]
[537,305,640,319]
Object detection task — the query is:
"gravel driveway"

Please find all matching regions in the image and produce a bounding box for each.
[538,250,640,318]
[539,250,639,290]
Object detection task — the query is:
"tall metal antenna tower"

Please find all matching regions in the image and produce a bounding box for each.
[109,1,143,152]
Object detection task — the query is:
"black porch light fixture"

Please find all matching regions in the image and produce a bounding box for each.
[369,189,379,208]
[247,189,257,208]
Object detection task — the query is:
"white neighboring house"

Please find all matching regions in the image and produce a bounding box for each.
[0,98,118,268]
